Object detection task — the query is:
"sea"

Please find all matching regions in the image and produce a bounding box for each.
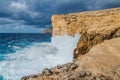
[0,33,80,80]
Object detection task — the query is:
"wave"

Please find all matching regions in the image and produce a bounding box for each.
[0,34,80,80]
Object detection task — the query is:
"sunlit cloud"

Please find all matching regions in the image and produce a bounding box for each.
[10,2,27,11]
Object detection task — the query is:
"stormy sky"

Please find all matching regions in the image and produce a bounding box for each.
[0,0,120,33]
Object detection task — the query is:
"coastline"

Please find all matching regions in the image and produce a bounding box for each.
[21,8,120,80]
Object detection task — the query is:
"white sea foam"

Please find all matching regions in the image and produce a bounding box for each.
[0,34,80,80]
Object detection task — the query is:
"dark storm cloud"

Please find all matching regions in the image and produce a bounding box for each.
[0,0,120,32]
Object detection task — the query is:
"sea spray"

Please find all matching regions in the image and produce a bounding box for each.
[51,34,80,63]
[0,34,80,80]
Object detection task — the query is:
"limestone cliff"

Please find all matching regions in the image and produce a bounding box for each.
[52,8,120,58]
[21,8,120,80]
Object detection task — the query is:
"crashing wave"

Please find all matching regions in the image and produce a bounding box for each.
[0,34,80,80]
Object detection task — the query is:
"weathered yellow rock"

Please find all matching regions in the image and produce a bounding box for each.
[76,38,120,77]
[52,8,120,57]
[52,8,120,36]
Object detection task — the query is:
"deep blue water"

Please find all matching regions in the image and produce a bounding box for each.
[0,33,51,55]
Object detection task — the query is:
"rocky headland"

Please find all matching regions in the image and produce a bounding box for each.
[21,8,120,80]
[42,28,52,34]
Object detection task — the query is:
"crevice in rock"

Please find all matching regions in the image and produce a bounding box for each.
[74,27,120,59]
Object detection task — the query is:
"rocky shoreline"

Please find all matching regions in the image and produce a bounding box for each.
[21,8,120,80]
[21,63,111,80]
[42,28,52,34]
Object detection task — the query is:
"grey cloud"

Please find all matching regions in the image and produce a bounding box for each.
[0,18,15,25]
[0,0,120,32]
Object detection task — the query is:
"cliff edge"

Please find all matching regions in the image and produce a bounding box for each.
[52,8,120,58]
[21,8,120,80]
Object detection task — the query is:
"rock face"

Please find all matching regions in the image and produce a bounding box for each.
[76,38,120,78]
[52,8,120,58]
[21,8,120,80]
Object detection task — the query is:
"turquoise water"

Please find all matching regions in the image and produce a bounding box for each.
[0,33,51,80]
[0,33,80,80]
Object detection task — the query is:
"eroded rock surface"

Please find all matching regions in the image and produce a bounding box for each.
[52,8,120,58]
